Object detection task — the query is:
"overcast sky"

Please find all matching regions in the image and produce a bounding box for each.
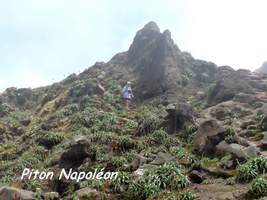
[0,0,267,92]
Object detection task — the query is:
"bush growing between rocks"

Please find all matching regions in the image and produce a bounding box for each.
[68,79,97,97]
[15,145,46,172]
[110,156,128,169]
[179,191,196,200]
[0,175,13,186]
[225,128,236,144]
[123,120,138,130]
[79,179,104,191]
[73,107,100,129]
[180,125,197,143]
[37,131,64,149]
[236,162,258,183]
[260,115,267,131]
[0,142,17,160]
[236,156,267,183]
[151,129,169,145]
[2,111,31,130]
[0,103,12,117]
[51,103,79,119]
[127,162,189,200]
[109,171,130,193]
[136,106,161,136]
[100,112,118,132]
[118,135,136,152]
[225,177,236,185]
[248,177,267,198]
[250,156,267,173]
[255,112,264,124]
[90,132,116,145]
[74,108,118,133]
[170,147,186,160]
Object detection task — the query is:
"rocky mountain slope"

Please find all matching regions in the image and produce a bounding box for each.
[1,22,267,200]
[256,61,267,74]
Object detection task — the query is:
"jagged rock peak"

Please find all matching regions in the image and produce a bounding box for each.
[163,29,171,38]
[128,22,177,64]
[130,21,161,47]
[142,21,160,32]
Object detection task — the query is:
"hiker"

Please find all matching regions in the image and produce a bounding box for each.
[122,81,134,109]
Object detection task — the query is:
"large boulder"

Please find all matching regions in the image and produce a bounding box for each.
[43,192,59,200]
[234,93,260,104]
[0,186,34,200]
[164,100,195,134]
[150,152,175,165]
[216,141,260,160]
[194,183,247,200]
[59,136,92,169]
[75,187,101,200]
[128,153,148,171]
[193,119,226,154]
[207,67,254,105]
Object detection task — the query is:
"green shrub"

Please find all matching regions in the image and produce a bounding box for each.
[136,107,161,135]
[100,112,118,132]
[52,103,79,119]
[127,162,189,200]
[79,179,104,191]
[127,173,161,200]
[25,179,42,191]
[123,120,138,130]
[0,142,17,160]
[248,178,267,198]
[109,171,130,193]
[259,115,267,131]
[250,156,267,174]
[225,177,236,185]
[179,191,195,200]
[236,157,267,183]
[118,135,136,151]
[236,162,258,183]
[0,103,12,117]
[92,145,109,162]
[111,156,128,169]
[225,128,236,144]
[92,132,117,145]
[256,112,265,124]
[74,107,100,129]
[68,79,96,97]
[104,92,121,105]
[181,125,197,143]
[2,111,31,130]
[37,131,64,149]
[15,146,46,172]
[171,147,186,160]
[0,175,13,186]
[151,129,169,145]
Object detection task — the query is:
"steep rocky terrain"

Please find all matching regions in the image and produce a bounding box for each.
[256,61,267,74]
[1,22,267,200]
